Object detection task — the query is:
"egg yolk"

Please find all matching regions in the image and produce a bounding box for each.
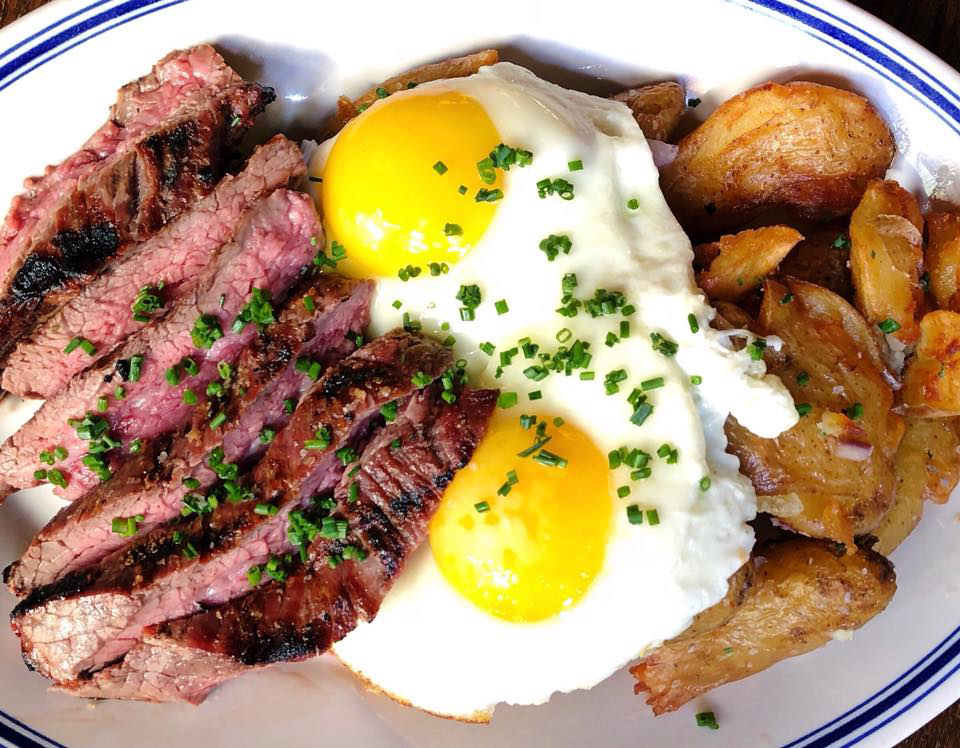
[430,411,613,623]
[321,91,502,278]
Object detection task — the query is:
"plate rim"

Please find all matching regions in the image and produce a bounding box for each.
[0,0,958,745]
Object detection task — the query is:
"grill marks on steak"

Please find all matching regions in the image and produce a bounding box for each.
[4,276,372,596]
[9,331,450,683]
[57,387,496,703]
[3,136,306,398]
[0,189,320,502]
[0,45,274,365]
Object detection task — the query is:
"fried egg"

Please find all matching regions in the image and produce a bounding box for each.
[307,63,797,720]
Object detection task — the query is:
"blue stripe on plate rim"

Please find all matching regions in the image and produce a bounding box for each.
[0,0,958,745]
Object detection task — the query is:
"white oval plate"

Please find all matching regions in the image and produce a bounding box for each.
[1,1,959,746]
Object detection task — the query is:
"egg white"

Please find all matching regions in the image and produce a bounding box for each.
[311,63,797,719]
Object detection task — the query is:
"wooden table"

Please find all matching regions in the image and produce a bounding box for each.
[0,0,959,745]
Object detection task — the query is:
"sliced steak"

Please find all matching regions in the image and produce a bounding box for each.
[10,331,451,682]
[0,45,274,366]
[56,387,496,702]
[0,189,319,502]
[3,136,306,398]
[4,275,372,595]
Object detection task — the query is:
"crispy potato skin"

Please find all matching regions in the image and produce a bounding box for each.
[874,417,960,555]
[901,310,960,415]
[661,82,895,235]
[696,226,803,302]
[778,223,854,300]
[631,539,896,714]
[329,50,499,132]
[726,279,903,545]
[849,180,924,345]
[926,212,960,312]
[611,81,685,141]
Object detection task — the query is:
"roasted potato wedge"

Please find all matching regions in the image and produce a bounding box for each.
[611,81,684,141]
[329,50,499,132]
[696,225,803,302]
[672,563,754,641]
[849,180,924,345]
[901,310,960,415]
[631,538,896,714]
[726,279,903,545]
[661,81,895,235]
[925,211,960,312]
[778,223,854,300]
[873,416,960,555]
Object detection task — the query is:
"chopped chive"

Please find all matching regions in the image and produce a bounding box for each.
[283,398,295,415]
[128,354,144,382]
[567,159,583,171]
[96,396,108,412]
[34,469,47,480]
[690,375,702,385]
[579,371,595,381]
[627,198,639,210]
[617,485,631,498]
[626,504,644,524]
[878,318,901,334]
[796,403,812,417]
[348,482,360,503]
[497,392,518,409]
[533,450,568,468]
[641,377,665,391]
[494,300,509,315]
[63,337,81,354]
[699,476,711,491]
[259,427,276,444]
[218,361,232,380]
[433,160,448,175]
[796,371,810,386]
[843,402,864,420]
[833,234,851,250]
[474,501,490,513]
[746,338,767,361]
[688,313,700,333]
[380,401,399,422]
[254,503,279,516]
[475,187,504,203]
[80,339,96,356]
[181,356,199,376]
[303,295,315,313]
[780,292,794,304]
[479,341,496,356]
[247,566,262,587]
[411,370,432,388]
[114,386,126,400]
[458,184,468,195]
[165,366,181,386]
[182,389,197,405]
[696,712,719,730]
[130,439,142,454]
[53,446,67,461]
[631,401,654,427]
[646,509,660,525]
[444,223,463,236]
[528,390,543,401]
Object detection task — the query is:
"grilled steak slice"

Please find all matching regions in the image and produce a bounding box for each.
[0,189,319,502]
[10,331,450,682]
[0,45,274,366]
[3,136,305,398]
[57,387,496,702]
[4,275,372,595]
